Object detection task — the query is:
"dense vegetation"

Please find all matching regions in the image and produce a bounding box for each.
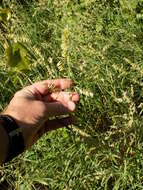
[0,0,143,189]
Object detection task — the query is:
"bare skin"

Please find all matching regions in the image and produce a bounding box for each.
[0,79,79,163]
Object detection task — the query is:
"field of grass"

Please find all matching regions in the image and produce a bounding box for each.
[0,0,143,189]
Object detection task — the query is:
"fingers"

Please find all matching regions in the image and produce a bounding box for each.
[43,92,80,105]
[42,79,73,90]
[29,79,73,96]
[45,101,76,117]
[43,91,80,117]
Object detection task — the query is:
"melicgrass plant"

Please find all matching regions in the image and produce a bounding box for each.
[0,0,143,189]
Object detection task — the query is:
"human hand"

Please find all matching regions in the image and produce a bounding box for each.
[4,79,80,149]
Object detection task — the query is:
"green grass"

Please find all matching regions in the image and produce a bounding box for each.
[0,0,143,189]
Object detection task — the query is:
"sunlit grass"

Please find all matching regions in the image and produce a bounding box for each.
[0,0,143,189]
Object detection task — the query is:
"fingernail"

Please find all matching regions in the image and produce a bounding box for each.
[68,101,76,111]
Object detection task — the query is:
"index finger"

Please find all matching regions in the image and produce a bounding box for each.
[27,79,73,96]
[39,79,73,90]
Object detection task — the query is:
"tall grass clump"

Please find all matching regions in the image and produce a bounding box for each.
[0,0,143,189]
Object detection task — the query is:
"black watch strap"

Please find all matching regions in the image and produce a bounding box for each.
[0,115,25,163]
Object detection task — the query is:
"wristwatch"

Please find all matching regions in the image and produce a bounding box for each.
[0,115,25,163]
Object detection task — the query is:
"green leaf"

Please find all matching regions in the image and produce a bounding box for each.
[33,178,48,186]
[5,42,30,71]
[0,8,11,23]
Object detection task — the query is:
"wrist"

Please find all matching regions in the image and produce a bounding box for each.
[3,110,28,148]
[3,109,35,149]
[0,115,25,163]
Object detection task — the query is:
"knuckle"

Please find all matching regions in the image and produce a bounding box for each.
[14,90,22,97]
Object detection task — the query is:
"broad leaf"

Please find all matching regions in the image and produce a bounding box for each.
[5,42,30,71]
